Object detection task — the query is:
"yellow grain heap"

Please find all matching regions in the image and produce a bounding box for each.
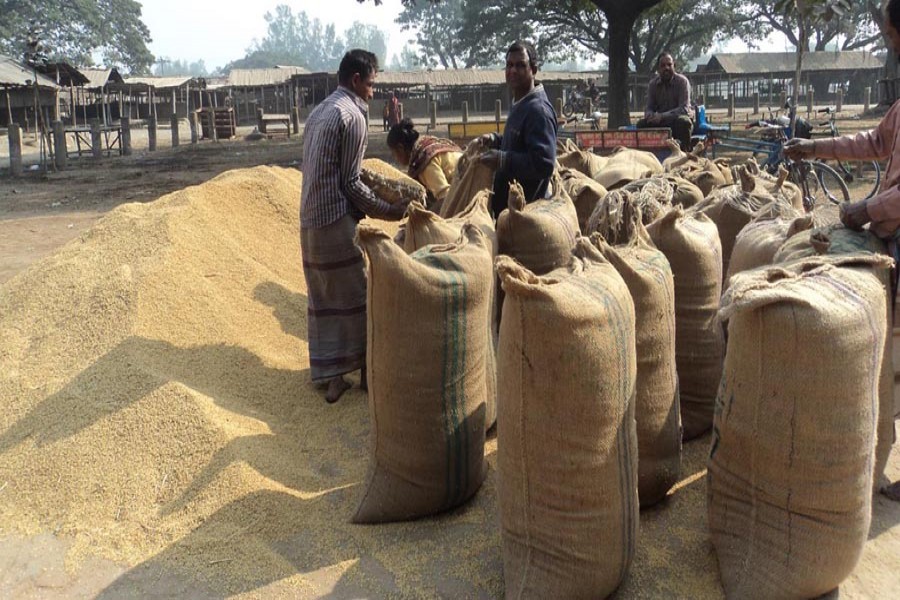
[0,165,895,598]
[359,158,427,205]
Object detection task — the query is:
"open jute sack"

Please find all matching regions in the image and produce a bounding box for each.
[589,191,681,508]
[397,194,498,431]
[773,224,895,491]
[353,223,492,523]
[360,158,427,205]
[647,207,724,440]
[558,167,608,234]
[709,254,891,599]
[725,211,810,288]
[440,139,497,218]
[496,239,638,599]
[497,177,580,276]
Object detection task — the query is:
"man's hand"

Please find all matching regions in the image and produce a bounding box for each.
[478,133,496,148]
[783,139,816,160]
[387,199,412,221]
[478,149,501,169]
[646,113,662,125]
[839,200,871,231]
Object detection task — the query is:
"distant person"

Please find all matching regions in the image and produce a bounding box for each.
[300,49,409,404]
[637,52,693,151]
[388,92,401,127]
[785,0,900,503]
[382,100,390,132]
[478,40,558,217]
[388,118,463,211]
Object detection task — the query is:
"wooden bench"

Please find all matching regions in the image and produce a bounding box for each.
[256,109,291,138]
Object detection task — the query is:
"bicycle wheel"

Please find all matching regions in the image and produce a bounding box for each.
[813,162,851,205]
[836,160,881,200]
[562,102,575,118]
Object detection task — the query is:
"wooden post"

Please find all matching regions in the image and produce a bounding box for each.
[292,107,300,134]
[52,120,67,170]
[121,116,132,155]
[495,99,501,123]
[430,101,437,128]
[753,91,760,114]
[728,83,735,118]
[462,101,468,124]
[145,113,156,151]
[189,111,198,144]
[836,88,843,112]
[171,114,180,147]
[555,97,563,116]
[90,119,102,158]
[207,109,217,141]
[398,102,404,122]
[780,90,787,109]
[8,123,22,177]
[865,87,871,113]
[807,88,814,116]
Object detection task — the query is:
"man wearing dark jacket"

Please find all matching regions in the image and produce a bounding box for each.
[479,41,558,218]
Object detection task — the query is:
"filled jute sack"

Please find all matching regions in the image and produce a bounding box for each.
[647,208,724,440]
[360,158,427,205]
[398,194,499,431]
[662,140,727,197]
[558,167,608,234]
[589,193,681,508]
[557,145,609,178]
[710,255,891,599]
[440,139,497,218]
[496,239,638,599]
[497,177,580,276]
[773,224,895,490]
[623,174,704,211]
[725,212,811,287]
[354,224,492,523]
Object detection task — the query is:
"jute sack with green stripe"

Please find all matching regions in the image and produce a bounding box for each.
[496,239,638,599]
[710,255,890,599]
[773,224,895,492]
[396,193,498,431]
[589,191,681,508]
[497,177,580,276]
[646,207,724,440]
[353,223,491,523]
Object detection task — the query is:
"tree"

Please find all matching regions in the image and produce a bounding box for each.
[751,0,879,51]
[390,46,421,70]
[245,5,344,71]
[0,0,154,73]
[344,22,388,68]
[154,58,209,78]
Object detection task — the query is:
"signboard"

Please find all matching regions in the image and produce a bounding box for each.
[447,121,505,142]
[574,128,671,151]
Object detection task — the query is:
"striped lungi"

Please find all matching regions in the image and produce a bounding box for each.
[301,214,367,382]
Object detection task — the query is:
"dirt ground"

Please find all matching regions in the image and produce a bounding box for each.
[0,113,898,598]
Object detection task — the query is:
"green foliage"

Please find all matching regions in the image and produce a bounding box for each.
[229,5,390,72]
[153,58,209,78]
[0,0,154,74]
[753,0,878,51]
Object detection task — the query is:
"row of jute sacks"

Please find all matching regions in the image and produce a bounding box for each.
[357,143,895,598]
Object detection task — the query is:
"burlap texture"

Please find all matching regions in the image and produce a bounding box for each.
[440,139,497,218]
[399,195,499,431]
[558,167,608,234]
[496,239,638,599]
[353,224,492,523]
[589,194,680,507]
[710,256,890,598]
[496,179,580,276]
[360,158,427,205]
[647,208,724,440]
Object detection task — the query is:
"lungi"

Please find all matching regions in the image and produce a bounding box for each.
[301,214,367,382]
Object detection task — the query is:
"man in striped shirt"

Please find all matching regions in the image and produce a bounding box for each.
[301,49,408,403]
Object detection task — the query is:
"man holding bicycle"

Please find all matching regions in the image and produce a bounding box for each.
[785,0,900,502]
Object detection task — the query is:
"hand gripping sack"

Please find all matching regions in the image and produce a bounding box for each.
[354,224,492,523]
[496,239,638,599]
[589,192,681,507]
[647,208,724,440]
[440,139,497,218]
[710,255,891,599]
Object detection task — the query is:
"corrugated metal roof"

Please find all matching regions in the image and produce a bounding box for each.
[80,67,124,89]
[120,76,195,90]
[228,66,310,87]
[293,69,605,88]
[0,55,60,89]
[35,61,90,87]
[705,51,883,75]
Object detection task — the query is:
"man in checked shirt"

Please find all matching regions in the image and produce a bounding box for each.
[300,49,409,404]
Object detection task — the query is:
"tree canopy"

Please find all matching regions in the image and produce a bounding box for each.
[0,0,154,73]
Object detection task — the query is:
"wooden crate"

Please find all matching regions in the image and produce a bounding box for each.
[199,107,236,140]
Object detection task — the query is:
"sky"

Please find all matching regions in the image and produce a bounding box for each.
[139,0,415,71]
[138,0,800,73]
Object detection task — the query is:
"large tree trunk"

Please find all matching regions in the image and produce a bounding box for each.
[605,9,639,128]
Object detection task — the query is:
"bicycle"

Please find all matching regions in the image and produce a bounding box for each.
[744,120,850,209]
[562,87,599,119]
[814,107,881,200]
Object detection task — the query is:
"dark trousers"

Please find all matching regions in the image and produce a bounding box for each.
[637,114,694,151]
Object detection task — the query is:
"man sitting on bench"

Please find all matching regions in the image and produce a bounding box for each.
[637,52,693,151]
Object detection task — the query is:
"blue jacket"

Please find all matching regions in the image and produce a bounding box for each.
[489,84,558,216]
